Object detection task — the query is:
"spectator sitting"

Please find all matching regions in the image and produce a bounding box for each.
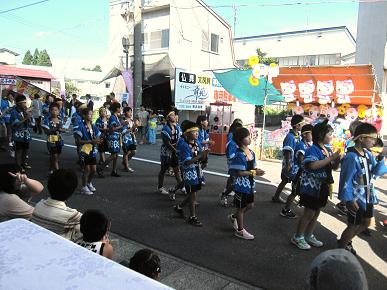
[31,169,82,242]
[0,163,43,222]
[77,209,113,259]
[304,249,368,290]
[122,249,161,280]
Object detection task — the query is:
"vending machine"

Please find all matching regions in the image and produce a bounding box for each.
[208,103,232,155]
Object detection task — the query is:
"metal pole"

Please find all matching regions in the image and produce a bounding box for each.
[260,81,268,160]
[133,0,142,112]
[125,52,129,72]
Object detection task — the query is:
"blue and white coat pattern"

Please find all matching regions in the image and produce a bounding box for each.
[160,123,181,158]
[74,121,101,158]
[178,139,202,186]
[107,114,121,153]
[282,130,299,179]
[229,149,257,195]
[339,148,387,210]
[10,107,33,143]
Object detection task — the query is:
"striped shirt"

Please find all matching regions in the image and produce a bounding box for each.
[31,198,82,242]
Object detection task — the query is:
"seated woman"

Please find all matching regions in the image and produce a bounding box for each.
[0,163,44,222]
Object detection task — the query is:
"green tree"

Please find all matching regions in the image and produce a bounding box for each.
[32,48,40,65]
[92,65,102,72]
[22,50,33,65]
[256,48,278,65]
[37,49,52,66]
[65,81,80,98]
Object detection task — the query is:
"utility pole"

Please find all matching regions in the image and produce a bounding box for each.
[232,4,238,38]
[133,0,142,112]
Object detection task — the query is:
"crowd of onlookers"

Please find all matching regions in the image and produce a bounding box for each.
[0,163,161,281]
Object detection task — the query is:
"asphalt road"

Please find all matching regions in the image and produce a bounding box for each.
[2,134,386,290]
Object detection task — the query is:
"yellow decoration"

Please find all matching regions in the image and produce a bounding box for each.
[81,144,93,155]
[338,104,350,115]
[287,103,296,111]
[249,76,259,86]
[248,56,259,68]
[303,103,312,113]
[357,105,368,119]
[269,63,278,68]
[377,106,383,117]
[48,135,59,143]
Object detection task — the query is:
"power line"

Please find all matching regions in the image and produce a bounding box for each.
[0,0,49,15]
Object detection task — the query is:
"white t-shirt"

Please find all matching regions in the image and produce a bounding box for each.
[0,191,34,222]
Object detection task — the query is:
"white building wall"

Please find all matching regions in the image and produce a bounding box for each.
[234,28,355,65]
[0,51,17,65]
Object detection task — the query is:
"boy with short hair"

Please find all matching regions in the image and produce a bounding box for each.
[272,114,304,203]
[31,169,82,242]
[77,209,113,259]
[338,123,387,255]
[281,124,313,218]
[10,95,34,170]
[174,121,207,226]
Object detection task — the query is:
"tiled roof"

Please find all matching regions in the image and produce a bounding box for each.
[0,65,54,79]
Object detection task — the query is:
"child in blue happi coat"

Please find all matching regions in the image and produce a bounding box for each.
[273,114,304,203]
[338,123,387,255]
[196,115,214,186]
[95,107,109,166]
[174,121,208,226]
[122,107,137,172]
[147,111,157,145]
[228,127,265,240]
[10,95,35,170]
[75,108,101,195]
[42,103,65,173]
[291,119,341,250]
[281,123,313,218]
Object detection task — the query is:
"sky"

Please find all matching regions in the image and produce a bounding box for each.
[0,0,359,70]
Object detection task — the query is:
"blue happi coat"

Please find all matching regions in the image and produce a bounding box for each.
[161,123,181,158]
[300,144,334,198]
[107,114,122,153]
[42,116,64,149]
[10,107,33,143]
[229,148,257,195]
[74,121,101,158]
[289,139,310,180]
[282,130,300,179]
[339,148,387,210]
[122,120,137,147]
[178,138,203,186]
[198,128,209,150]
[0,99,13,124]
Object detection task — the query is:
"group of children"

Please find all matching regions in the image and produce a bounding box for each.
[274,114,386,254]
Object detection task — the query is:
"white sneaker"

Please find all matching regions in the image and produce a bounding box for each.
[291,235,311,250]
[235,228,254,240]
[305,234,324,247]
[9,150,15,158]
[127,167,134,173]
[219,194,228,207]
[158,187,169,195]
[228,214,238,231]
[80,186,93,195]
[87,183,96,192]
[180,187,186,194]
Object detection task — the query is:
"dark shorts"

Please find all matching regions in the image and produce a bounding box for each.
[299,193,328,211]
[161,152,179,171]
[48,145,62,155]
[15,142,29,150]
[234,192,254,209]
[98,139,108,153]
[123,144,137,152]
[185,183,202,194]
[81,155,97,166]
[281,170,290,183]
[347,204,374,225]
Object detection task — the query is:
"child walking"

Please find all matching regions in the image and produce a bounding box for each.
[281,124,313,218]
[272,114,304,203]
[196,115,214,186]
[228,127,265,240]
[75,108,101,195]
[338,123,387,255]
[147,111,158,145]
[291,120,340,250]
[42,103,65,174]
[77,209,113,259]
[174,121,207,226]
[121,107,137,172]
[95,107,109,167]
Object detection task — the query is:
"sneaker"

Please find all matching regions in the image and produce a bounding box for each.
[235,229,254,240]
[169,193,176,201]
[280,208,297,219]
[272,196,286,204]
[180,187,187,195]
[23,163,32,170]
[305,234,323,247]
[228,214,238,231]
[187,216,203,227]
[344,241,357,256]
[173,205,185,217]
[80,186,93,195]
[336,202,348,215]
[158,187,169,195]
[111,171,120,177]
[219,193,228,207]
[127,167,134,173]
[291,235,311,250]
[87,183,96,192]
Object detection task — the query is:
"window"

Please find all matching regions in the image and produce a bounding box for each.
[210,33,219,53]
[202,31,209,50]
[149,29,169,49]
[161,29,169,48]
[142,33,148,46]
